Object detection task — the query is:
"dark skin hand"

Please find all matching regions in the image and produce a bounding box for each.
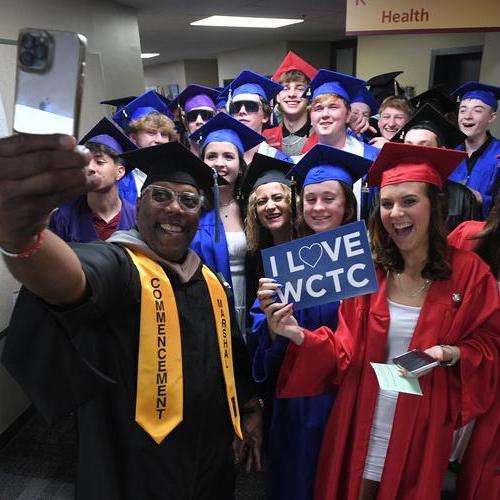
[233,399,263,472]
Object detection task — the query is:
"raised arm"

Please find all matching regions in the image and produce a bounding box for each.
[0,134,94,305]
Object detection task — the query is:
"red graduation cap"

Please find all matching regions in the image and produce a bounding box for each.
[368,142,467,189]
[272,51,318,82]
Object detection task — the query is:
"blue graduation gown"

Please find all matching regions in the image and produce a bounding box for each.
[190,209,233,290]
[249,299,340,500]
[450,137,500,218]
[49,195,136,243]
[118,172,139,206]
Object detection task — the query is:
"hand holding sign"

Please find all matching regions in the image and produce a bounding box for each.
[261,221,378,311]
[257,278,304,345]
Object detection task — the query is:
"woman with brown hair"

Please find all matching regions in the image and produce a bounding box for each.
[259,143,499,500]
[251,144,371,500]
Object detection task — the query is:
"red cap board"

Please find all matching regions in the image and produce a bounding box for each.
[368,142,467,189]
[272,51,318,82]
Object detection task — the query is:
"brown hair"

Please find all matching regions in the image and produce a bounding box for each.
[297,180,357,237]
[473,195,500,278]
[245,184,292,251]
[369,183,451,280]
[128,112,179,141]
[379,96,413,119]
[279,70,310,85]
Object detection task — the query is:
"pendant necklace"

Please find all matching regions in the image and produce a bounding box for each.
[393,272,431,298]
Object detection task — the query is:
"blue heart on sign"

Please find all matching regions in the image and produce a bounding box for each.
[299,243,323,268]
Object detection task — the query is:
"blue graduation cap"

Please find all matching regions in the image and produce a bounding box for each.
[451,81,500,111]
[189,112,264,154]
[304,70,366,103]
[287,144,372,190]
[218,70,283,104]
[169,84,219,113]
[112,90,173,130]
[79,117,138,172]
[351,87,379,116]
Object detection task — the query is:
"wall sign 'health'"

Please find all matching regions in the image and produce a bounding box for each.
[261,220,379,311]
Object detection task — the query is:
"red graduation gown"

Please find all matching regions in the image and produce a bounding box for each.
[277,247,500,500]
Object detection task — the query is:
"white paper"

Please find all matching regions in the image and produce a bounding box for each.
[370,362,423,396]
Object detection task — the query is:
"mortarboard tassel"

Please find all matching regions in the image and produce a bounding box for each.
[290,175,298,240]
[213,169,221,243]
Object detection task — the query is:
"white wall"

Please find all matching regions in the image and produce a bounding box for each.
[144,60,187,95]
[356,32,486,94]
[185,60,219,88]
[0,0,144,436]
[217,41,288,84]
[479,32,500,137]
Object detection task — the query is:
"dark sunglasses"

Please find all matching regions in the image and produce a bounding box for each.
[229,100,260,114]
[185,109,214,123]
[146,185,203,212]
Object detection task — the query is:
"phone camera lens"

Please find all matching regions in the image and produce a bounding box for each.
[34,44,48,61]
[19,51,35,67]
[21,33,36,50]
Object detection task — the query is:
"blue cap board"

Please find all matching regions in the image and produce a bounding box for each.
[287,144,372,190]
[351,87,379,115]
[112,90,173,129]
[169,84,220,112]
[451,81,500,111]
[218,70,283,103]
[304,70,366,103]
[79,117,138,172]
[189,112,264,154]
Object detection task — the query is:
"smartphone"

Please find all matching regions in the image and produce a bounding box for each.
[13,28,87,136]
[392,349,439,375]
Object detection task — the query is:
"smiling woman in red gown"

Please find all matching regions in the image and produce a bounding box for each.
[257,142,500,500]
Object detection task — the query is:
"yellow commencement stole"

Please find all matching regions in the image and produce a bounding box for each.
[125,247,242,444]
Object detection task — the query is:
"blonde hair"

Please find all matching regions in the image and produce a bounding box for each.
[309,93,350,111]
[128,112,179,141]
[245,184,292,251]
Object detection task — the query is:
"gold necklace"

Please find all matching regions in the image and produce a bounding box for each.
[394,272,431,298]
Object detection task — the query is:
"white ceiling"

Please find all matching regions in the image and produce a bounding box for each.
[114,0,348,66]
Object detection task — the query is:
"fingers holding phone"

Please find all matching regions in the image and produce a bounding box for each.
[0,134,92,249]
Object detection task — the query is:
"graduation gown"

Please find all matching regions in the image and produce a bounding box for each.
[2,241,255,500]
[450,137,500,218]
[262,124,314,157]
[49,195,136,242]
[277,248,500,500]
[249,299,339,500]
[190,209,233,289]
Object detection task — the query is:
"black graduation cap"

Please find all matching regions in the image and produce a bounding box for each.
[410,88,457,115]
[100,96,137,109]
[240,153,291,199]
[367,71,403,103]
[392,103,466,149]
[119,142,227,190]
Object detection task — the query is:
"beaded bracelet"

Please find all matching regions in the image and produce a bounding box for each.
[0,232,44,259]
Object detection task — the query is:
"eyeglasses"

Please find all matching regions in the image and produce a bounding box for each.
[145,185,204,212]
[229,100,260,114]
[185,109,214,123]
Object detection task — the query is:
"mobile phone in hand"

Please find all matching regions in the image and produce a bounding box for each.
[392,349,439,375]
[13,28,87,136]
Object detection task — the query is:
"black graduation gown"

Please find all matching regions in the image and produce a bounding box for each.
[2,242,255,500]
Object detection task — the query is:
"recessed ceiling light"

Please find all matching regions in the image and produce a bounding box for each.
[141,53,160,59]
[190,16,304,29]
